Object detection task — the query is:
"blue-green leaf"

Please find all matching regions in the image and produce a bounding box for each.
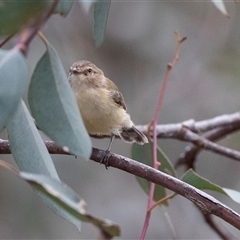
[211,0,229,17]
[20,172,121,237]
[7,100,59,177]
[93,0,111,47]
[0,0,49,36]
[223,188,240,204]
[28,43,92,159]
[181,169,226,194]
[78,0,95,12]
[132,143,176,205]
[54,0,74,17]
[0,49,28,132]
[7,100,81,230]
[182,169,240,204]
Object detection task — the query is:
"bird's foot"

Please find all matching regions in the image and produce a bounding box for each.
[100,150,111,169]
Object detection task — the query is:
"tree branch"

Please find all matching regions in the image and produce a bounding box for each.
[0,34,14,48]
[90,148,240,230]
[93,112,240,164]
[91,112,240,140]
[137,111,240,137]
[175,122,240,169]
[203,214,237,240]
[1,139,240,231]
[174,127,240,162]
[16,0,59,56]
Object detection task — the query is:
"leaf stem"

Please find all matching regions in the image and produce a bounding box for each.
[0,159,19,175]
[37,31,49,47]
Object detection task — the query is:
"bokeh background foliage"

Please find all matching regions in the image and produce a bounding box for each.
[1,0,240,239]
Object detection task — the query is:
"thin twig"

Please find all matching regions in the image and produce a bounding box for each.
[140,32,186,240]
[147,193,176,213]
[175,122,240,169]
[37,31,49,46]
[0,159,19,175]
[203,214,237,240]
[178,127,240,162]
[0,34,14,48]
[16,0,59,56]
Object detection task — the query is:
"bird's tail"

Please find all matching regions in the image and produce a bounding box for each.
[119,126,148,145]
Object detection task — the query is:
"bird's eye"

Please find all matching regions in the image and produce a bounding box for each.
[87,68,93,74]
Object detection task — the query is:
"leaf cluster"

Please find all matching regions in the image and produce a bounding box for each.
[0,0,119,238]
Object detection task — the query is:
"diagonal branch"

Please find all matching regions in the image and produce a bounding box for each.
[173,127,240,162]
[1,139,240,231]
[176,122,240,169]
[203,214,237,240]
[0,34,14,48]
[90,147,240,230]
[17,0,59,56]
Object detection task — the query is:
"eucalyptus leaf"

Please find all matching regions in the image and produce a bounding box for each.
[181,169,226,194]
[132,143,176,205]
[182,169,240,204]
[7,100,81,230]
[20,172,121,237]
[211,0,229,17]
[0,0,49,36]
[223,188,240,204]
[7,100,59,177]
[28,43,92,159]
[54,0,74,17]
[93,0,111,47]
[78,0,95,12]
[0,49,28,132]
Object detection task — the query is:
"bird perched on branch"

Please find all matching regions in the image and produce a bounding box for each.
[68,60,148,168]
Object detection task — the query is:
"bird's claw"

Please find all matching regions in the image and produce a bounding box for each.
[100,150,111,169]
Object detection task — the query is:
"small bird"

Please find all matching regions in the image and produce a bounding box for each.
[68,60,148,167]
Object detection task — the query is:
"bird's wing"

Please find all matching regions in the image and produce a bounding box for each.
[110,90,127,110]
[106,78,127,111]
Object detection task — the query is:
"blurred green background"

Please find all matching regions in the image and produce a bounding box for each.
[1,1,240,239]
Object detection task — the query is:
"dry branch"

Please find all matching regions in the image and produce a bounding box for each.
[1,139,240,231]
